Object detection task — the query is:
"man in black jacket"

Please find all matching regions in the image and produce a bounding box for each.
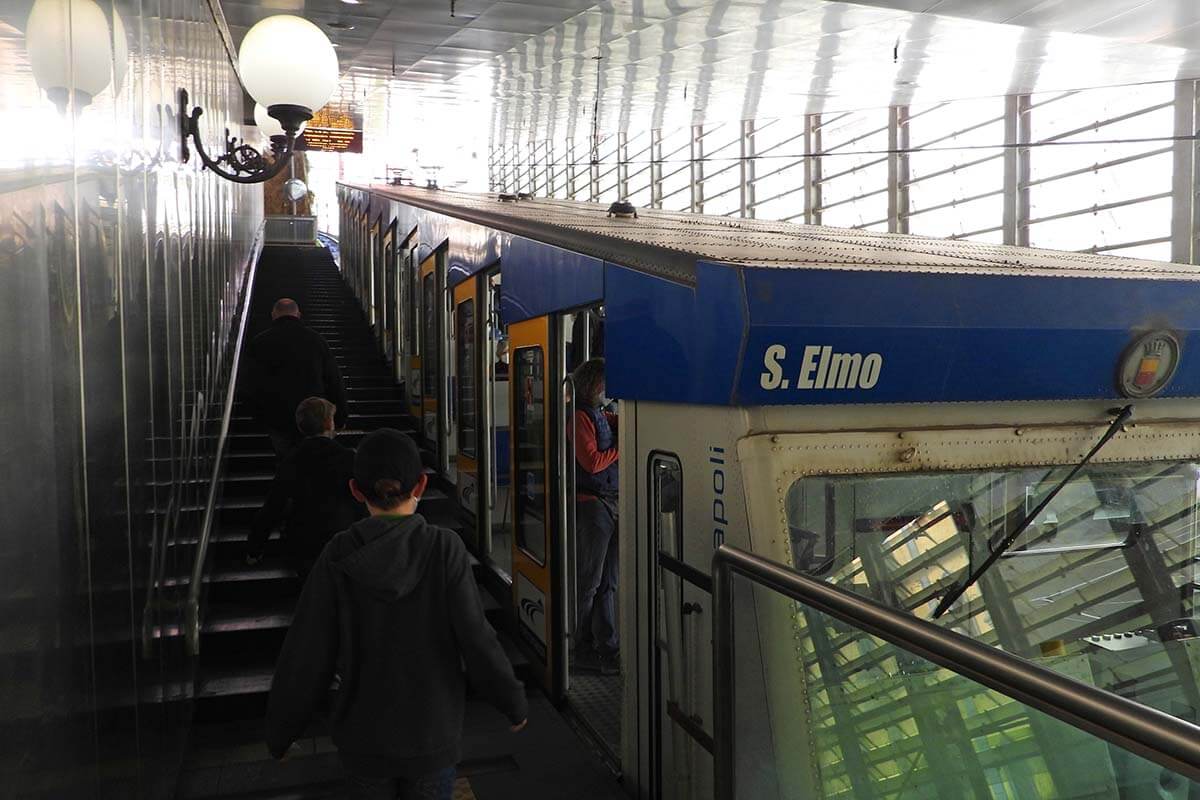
[245,397,364,577]
[267,429,528,799]
[246,298,348,458]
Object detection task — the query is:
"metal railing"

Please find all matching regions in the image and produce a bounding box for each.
[710,545,1200,799]
[183,228,263,656]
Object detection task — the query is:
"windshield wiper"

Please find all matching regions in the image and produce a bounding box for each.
[932,405,1133,619]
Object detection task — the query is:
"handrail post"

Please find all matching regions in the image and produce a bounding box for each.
[712,547,735,800]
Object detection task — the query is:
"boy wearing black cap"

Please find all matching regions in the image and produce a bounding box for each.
[266,428,528,799]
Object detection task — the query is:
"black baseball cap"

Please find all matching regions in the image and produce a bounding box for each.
[354,429,424,496]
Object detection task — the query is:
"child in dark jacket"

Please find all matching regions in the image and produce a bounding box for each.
[245,397,364,578]
[266,428,528,799]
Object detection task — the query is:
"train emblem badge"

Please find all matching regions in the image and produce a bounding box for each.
[1118,330,1181,398]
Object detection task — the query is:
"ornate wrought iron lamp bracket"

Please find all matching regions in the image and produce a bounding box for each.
[178,88,309,185]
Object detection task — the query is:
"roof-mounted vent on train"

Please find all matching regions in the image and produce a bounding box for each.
[607,200,638,219]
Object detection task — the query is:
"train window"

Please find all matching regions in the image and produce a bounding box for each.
[422,271,436,396]
[784,462,1200,641]
[457,299,476,457]
[652,455,683,559]
[514,346,547,564]
[407,246,419,353]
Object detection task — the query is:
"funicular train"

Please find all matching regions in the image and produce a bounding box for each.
[337,183,1200,800]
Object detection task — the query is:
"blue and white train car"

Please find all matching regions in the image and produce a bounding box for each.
[338,184,1200,800]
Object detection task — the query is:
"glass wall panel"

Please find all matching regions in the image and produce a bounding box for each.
[907,98,1006,241]
[1026,84,1174,259]
[817,111,890,231]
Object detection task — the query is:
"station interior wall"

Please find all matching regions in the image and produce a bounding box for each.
[0,1,263,794]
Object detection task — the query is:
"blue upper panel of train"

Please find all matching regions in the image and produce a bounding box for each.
[344,184,1200,407]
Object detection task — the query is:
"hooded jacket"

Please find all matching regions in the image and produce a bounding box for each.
[245,316,348,431]
[266,514,528,776]
[246,435,364,564]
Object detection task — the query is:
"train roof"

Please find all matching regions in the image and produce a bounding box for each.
[352,185,1200,287]
[343,183,1200,407]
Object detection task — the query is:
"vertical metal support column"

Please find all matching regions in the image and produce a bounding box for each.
[888,105,910,234]
[740,119,756,219]
[804,114,822,226]
[589,142,601,203]
[289,156,297,216]
[567,139,579,200]
[1002,95,1019,245]
[651,128,664,208]
[712,555,734,800]
[690,124,704,213]
[535,140,545,196]
[1194,86,1200,263]
[1172,80,1198,264]
[617,131,630,200]
[1017,95,1032,247]
[525,140,535,194]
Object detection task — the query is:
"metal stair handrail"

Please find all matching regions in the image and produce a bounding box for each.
[184,229,264,656]
[711,544,1200,798]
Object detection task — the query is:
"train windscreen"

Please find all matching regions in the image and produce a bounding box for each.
[783,460,1200,724]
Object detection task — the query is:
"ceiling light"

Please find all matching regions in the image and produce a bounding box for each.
[340,0,362,4]
[325,21,354,30]
[179,14,338,183]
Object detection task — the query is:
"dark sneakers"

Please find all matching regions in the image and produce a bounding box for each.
[573,644,620,676]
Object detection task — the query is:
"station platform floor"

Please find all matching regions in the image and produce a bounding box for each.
[178,692,624,799]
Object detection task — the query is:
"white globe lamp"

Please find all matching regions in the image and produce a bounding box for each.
[25,0,128,113]
[239,15,338,134]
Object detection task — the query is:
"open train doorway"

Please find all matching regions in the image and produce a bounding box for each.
[482,266,513,581]
[560,305,622,762]
[381,221,396,366]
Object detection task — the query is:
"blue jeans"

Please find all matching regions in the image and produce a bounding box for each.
[576,497,619,653]
[344,767,456,800]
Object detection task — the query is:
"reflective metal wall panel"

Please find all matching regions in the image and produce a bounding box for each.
[0,0,262,793]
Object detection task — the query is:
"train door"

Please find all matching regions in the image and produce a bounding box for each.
[367,218,380,327]
[382,222,396,366]
[395,235,413,388]
[444,275,458,481]
[418,253,439,444]
[453,278,478,526]
[558,306,622,759]
[408,247,423,420]
[482,267,513,580]
[351,213,362,299]
[372,217,385,342]
[509,316,564,698]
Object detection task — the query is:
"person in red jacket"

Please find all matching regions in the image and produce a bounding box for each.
[568,358,620,674]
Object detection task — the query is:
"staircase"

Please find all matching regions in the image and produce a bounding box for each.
[175,246,519,798]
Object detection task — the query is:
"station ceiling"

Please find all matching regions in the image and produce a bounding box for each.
[218,0,1200,129]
